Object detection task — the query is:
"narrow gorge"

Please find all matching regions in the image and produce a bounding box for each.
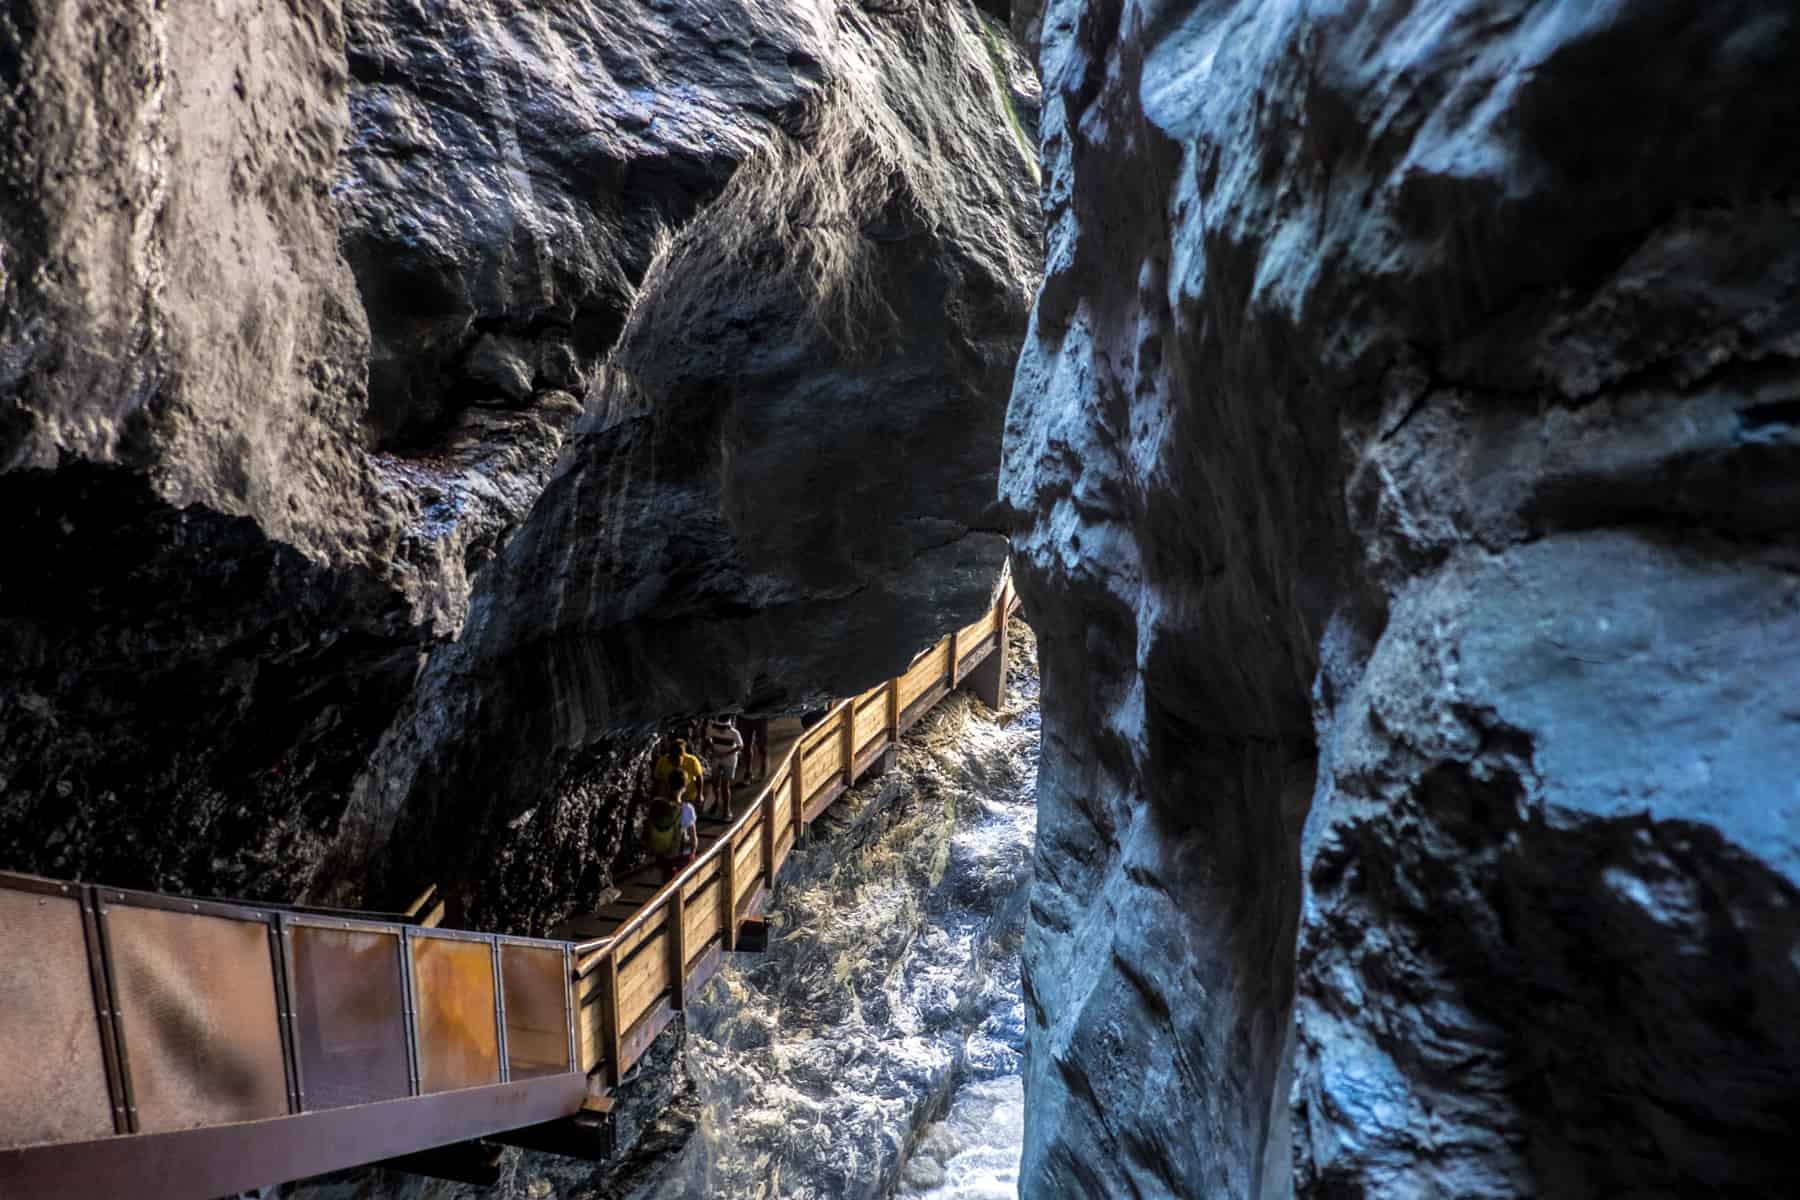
[5,1,1799,1198]
[1003,1,1800,1196]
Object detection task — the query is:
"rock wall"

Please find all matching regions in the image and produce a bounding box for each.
[1002,1,1800,1196]
[0,0,1039,921]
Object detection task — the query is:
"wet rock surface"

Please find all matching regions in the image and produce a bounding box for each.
[1003,1,1800,1196]
[0,1,1038,922]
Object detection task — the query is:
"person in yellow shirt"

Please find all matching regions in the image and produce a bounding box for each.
[653,737,706,806]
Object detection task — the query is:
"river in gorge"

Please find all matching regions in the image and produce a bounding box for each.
[289,622,1037,1200]
[622,619,1039,1200]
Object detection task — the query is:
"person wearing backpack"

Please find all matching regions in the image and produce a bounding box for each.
[644,788,698,881]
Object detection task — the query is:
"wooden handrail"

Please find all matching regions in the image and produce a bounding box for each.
[569,570,1015,1087]
[575,695,853,969]
[573,571,1016,994]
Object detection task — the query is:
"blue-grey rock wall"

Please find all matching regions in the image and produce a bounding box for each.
[1002,2,1800,1195]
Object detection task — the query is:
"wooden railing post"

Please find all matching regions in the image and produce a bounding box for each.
[839,702,854,783]
[949,628,960,687]
[722,834,738,952]
[668,894,686,1011]
[601,952,623,1089]
[761,788,775,884]
[791,753,804,845]
[887,677,900,738]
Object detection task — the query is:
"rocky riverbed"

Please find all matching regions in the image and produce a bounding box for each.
[287,619,1037,1199]
[619,619,1038,1200]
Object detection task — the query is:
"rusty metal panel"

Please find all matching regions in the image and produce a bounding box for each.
[287,922,411,1109]
[0,880,116,1148]
[501,944,569,1080]
[102,901,290,1133]
[409,933,501,1094]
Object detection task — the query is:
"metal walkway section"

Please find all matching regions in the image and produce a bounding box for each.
[0,576,1017,1198]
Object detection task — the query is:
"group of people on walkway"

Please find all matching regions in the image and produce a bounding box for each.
[641,716,767,881]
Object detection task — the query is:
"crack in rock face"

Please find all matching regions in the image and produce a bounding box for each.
[0,0,1041,925]
[1003,1,1800,1196]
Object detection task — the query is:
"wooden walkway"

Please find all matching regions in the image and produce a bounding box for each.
[558,574,1016,1087]
[0,575,1017,1199]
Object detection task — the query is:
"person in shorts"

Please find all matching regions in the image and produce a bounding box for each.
[703,716,743,816]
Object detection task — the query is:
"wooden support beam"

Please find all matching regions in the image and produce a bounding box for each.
[839,701,855,787]
[761,788,776,891]
[380,1139,505,1187]
[734,915,768,953]
[790,757,804,850]
[668,892,686,1012]
[404,884,438,920]
[721,840,738,953]
[600,952,623,1090]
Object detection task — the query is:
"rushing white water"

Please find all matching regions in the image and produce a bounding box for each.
[283,624,1037,1200]
[625,620,1040,1200]
[893,1076,1025,1199]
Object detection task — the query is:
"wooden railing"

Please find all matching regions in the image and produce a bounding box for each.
[0,572,1017,1198]
[569,571,1017,1084]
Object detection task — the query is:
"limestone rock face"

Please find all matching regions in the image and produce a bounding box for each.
[1002,2,1800,1196]
[0,0,1039,918]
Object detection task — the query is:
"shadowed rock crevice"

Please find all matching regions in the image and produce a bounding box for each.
[0,465,420,897]
[328,4,1042,924]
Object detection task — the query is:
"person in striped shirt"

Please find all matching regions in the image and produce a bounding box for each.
[703,716,744,817]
